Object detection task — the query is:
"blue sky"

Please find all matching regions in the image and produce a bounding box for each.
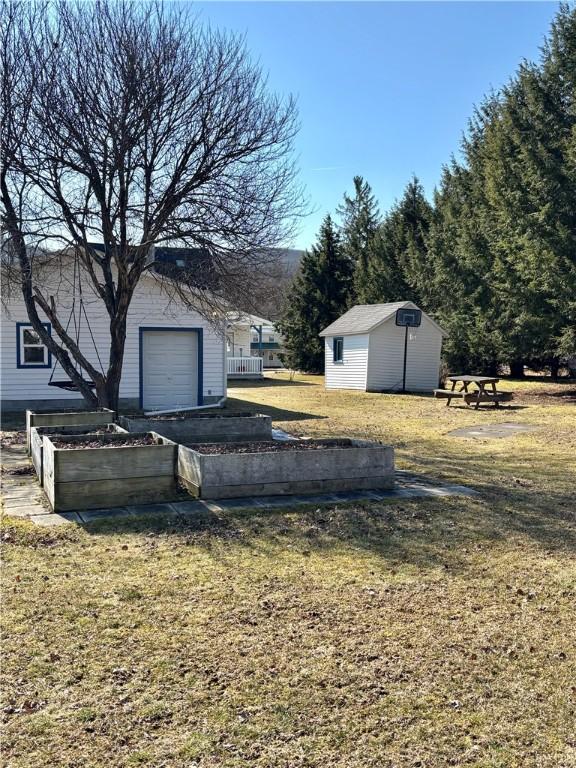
[196,1,559,249]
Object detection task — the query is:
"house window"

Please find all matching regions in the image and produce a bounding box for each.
[17,323,51,368]
[333,336,344,363]
[268,335,275,342]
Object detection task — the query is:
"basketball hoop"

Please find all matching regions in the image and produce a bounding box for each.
[396,308,422,392]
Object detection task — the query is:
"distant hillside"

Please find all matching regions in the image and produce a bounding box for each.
[252,247,305,321]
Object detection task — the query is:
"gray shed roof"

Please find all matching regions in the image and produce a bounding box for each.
[319,301,448,337]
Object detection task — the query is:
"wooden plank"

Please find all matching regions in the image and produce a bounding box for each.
[25,410,33,454]
[463,391,513,405]
[447,376,499,384]
[43,439,56,509]
[195,475,395,500]
[433,389,464,399]
[120,414,272,444]
[52,476,179,512]
[55,444,176,482]
[30,430,43,484]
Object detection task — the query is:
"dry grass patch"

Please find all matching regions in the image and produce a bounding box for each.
[2,375,575,767]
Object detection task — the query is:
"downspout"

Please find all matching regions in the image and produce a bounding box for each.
[221,315,228,404]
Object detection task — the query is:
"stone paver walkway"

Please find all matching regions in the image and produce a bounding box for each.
[1,440,477,527]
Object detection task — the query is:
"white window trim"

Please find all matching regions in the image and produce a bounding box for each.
[17,322,51,368]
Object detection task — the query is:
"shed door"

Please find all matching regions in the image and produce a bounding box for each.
[142,330,198,411]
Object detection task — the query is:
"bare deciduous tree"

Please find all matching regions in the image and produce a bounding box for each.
[1,0,303,409]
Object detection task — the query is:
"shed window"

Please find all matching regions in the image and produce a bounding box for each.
[333,337,344,363]
[17,323,51,368]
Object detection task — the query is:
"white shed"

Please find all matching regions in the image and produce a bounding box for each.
[319,302,448,393]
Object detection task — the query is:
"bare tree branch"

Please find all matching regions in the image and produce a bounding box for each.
[1,0,305,409]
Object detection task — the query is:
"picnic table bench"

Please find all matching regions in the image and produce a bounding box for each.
[434,375,514,409]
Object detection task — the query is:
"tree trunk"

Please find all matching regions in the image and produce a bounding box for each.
[486,360,500,377]
[550,359,560,380]
[509,360,525,378]
[99,297,130,412]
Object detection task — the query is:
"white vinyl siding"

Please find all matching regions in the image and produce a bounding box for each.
[227,326,252,357]
[324,334,369,390]
[366,315,442,392]
[1,269,225,405]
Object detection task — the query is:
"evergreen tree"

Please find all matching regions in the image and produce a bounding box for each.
[361,176,433,306]
[426,105,506,374]
[278,215,353,373]
[336,176,381,302]
[482,5,576,373]
[428,5,576,375]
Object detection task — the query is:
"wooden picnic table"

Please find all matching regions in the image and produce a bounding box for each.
[434,375,513,409]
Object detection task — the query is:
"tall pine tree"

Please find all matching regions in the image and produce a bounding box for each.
[360,176,433,307]
[428,4,576,375]
[279,215,353,373]
[336,176,381,303]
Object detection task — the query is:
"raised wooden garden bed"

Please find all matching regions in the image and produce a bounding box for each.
[177,438,395,499]
[42,432,178,512]
[26,408,115,454]
[119,411,272,443]
[30,424,127,486]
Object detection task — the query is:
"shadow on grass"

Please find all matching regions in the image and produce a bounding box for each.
[77,472,576,576]
[225,396,326,423]
[440,403,530,412]
[228,376,317,389]
[534,389,576,402]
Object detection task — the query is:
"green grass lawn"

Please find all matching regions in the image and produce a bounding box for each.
[2,375,575,767]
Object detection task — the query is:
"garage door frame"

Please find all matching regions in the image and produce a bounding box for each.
[138,326,203,410]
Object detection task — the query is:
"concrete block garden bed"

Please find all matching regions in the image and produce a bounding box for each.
[119,411,272,443]
[177,438,395,499]
[30,424,127,486]
[42,432,178,512]
[26,408,115,453]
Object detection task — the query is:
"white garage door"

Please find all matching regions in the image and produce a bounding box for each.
[142,330,199,411]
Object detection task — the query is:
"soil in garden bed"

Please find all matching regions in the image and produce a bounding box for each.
[144,410,256,421]
[184,439,353,455]
[51,435,157,449]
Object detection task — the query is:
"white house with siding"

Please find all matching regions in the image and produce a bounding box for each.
[225,312,272,378]
[320,302,447,393]
[1,258,227,413]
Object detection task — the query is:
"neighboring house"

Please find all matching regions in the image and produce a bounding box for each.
[319,301,448,393]
[1,252,227,412]
[226,313,274,378]
[251,323,285,369]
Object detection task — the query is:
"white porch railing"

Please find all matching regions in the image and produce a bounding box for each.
[227,356,263,376]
